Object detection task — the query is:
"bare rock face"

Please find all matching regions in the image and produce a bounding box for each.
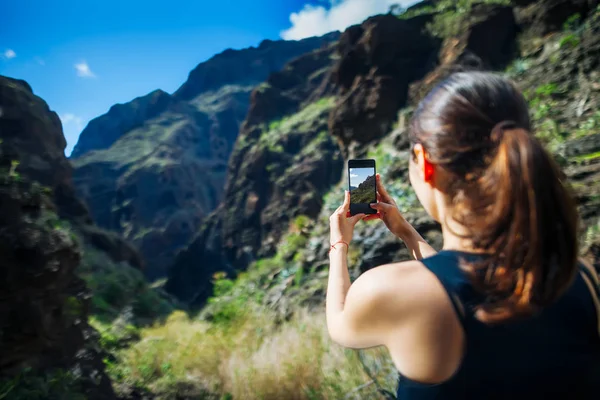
[328,14,440,147]
[165,44,344,305]
[71,33,340,279]
[409,4,519,104]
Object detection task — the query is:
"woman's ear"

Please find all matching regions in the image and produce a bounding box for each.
[412,144,435,183]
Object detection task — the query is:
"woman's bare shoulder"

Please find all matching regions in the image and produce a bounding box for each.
[359,260,457,319]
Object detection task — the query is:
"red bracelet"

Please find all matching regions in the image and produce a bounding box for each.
[329,240,349,254]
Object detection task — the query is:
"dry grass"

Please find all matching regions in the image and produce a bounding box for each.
[108,307,397,400]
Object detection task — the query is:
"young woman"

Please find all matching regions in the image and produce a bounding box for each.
[327,72,600,399]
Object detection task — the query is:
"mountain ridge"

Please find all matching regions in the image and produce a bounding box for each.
[71,32,340,160]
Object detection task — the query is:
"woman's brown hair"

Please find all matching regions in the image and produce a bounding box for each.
[409,72,579,323]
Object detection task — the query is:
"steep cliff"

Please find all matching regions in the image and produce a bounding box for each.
[0,76,120,399]
[71,33,340,279]
[0,76,176,399]
[165,42,344,304]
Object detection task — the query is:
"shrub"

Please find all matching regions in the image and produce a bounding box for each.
[107,308,397,400]
[534,83,561,97]
[563,13,581,31]
[559,33,580,48]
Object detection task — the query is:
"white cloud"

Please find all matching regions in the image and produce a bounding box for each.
[350,173,359,178]
[3,49,16,59]
[74,61,96,78]
[281,0,417,40]
[60,113,84,131]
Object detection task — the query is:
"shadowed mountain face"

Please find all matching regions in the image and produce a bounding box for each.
[0,75,148,399]
[70,33,339,279]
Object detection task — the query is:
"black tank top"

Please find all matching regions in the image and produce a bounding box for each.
[396,250,600,400]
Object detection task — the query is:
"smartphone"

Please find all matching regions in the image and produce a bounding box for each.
[348,159,377,216]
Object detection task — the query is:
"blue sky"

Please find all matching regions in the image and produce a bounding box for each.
[349,167,375,188]
[1,0,410,156]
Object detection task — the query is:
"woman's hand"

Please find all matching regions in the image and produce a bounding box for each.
[330,190,366,246]
[364,174,411,238]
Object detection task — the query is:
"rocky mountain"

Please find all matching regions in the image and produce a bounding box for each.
[165,0,600,310]
[70,33,340,280]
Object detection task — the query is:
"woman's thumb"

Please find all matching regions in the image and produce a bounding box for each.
[370,202,391,211]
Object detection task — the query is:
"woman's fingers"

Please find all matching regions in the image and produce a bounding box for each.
[342,190,351,212]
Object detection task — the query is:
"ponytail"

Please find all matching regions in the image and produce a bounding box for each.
[410,72,580,323]
[457,121,579,323]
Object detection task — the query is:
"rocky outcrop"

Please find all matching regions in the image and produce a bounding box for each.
[0,78,117,399]
[0,76,141,270]
[71,33,340,279]
[165,44,344,305]
[328,14,440,148]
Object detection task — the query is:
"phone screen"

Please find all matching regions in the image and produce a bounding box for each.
[348,159,377,215]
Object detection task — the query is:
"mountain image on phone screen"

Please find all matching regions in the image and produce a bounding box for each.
[349,168,376,204]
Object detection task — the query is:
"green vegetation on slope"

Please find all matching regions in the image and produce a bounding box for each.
[258,97,336,153]
[73,113,191,170]
[191,84,255,114]
[397,0,511,38]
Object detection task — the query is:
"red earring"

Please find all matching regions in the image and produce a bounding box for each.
[424,159,434,182]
